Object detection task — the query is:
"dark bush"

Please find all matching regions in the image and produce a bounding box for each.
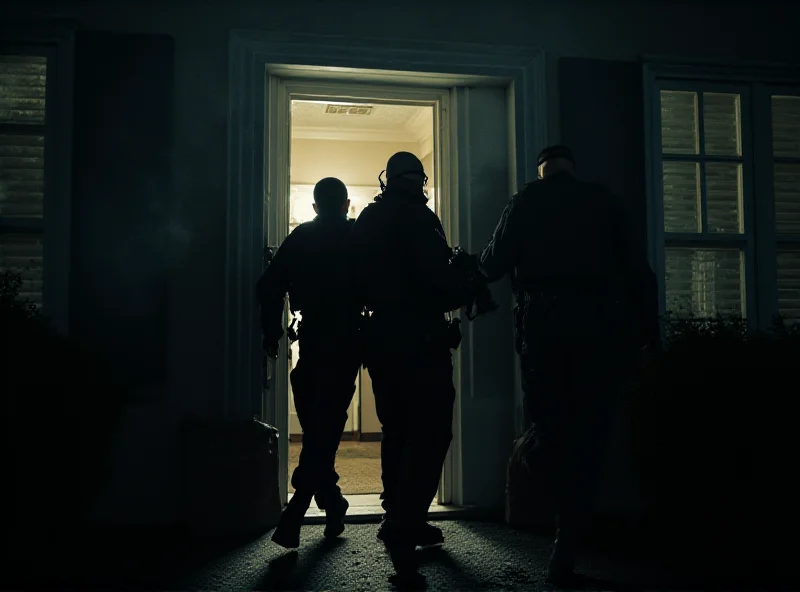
[630,312,800,566]
[1,270,127,537]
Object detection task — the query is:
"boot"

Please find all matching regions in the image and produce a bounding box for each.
[323,494,349,539]
[377,519,419,578]
[414,522,444,547]
[378,518,443,547]
[272,493,312,549]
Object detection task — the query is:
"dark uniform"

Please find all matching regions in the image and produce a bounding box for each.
[351,157,474,551]
[257,198,362,547]
[478,151,659,581]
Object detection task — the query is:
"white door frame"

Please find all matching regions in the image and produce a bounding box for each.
[225,30,549,508]
[267,79,455,504]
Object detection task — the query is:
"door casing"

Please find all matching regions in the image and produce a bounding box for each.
[226,30,549,509]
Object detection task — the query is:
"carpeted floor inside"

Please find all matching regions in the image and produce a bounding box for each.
[289,440,382,495]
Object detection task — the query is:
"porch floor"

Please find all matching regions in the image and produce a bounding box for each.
[7,518,783,591]
[0,520,668,591]
[7,515,800,591]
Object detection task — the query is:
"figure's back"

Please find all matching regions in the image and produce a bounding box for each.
[509,173,645,348]
[514,174,623,288]
[288,217,359,328]
[352,194,445,319]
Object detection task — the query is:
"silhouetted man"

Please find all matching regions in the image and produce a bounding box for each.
[477,145,660,584]
[257,177,362,548]
[352,152,481,568]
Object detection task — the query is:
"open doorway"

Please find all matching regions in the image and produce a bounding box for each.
[286,99,436,499]
[266,80,456,514]
[228,32,547,516]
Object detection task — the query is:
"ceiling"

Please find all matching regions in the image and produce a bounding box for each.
[291,100,433,143]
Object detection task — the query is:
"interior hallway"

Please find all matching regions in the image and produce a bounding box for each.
[288,440,382,495]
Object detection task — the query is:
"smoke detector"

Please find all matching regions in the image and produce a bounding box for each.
[325,104,373,115]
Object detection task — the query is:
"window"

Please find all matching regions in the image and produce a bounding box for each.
[0,53,47,306]
[647,65,800,325]
[658,87,748,318]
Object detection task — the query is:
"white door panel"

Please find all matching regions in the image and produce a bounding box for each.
[452,86,517,510]
[359,368,381,434]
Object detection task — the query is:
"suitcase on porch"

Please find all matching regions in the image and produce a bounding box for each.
[181,417,282,537]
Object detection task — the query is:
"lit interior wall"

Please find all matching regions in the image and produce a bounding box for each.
[290,139,422,187]
[288,137,432,437]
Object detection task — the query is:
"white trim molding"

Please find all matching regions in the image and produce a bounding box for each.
[226,30,548,424]
[404,106,433,143]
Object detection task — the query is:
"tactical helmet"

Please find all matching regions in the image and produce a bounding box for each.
[386,151,426,181]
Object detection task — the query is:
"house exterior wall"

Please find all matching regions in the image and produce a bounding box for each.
[1,0,797,524]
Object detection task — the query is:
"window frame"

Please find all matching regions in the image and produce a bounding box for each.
[0,23,75,334]
[643,60,800,329]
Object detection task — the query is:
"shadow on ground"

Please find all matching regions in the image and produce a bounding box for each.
[5,519,797,591]
[461,517,800,592]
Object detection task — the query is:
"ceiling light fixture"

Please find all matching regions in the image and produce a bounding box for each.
[324,104,373,115]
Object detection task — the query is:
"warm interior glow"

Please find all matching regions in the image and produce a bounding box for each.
[285,99,436,495]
